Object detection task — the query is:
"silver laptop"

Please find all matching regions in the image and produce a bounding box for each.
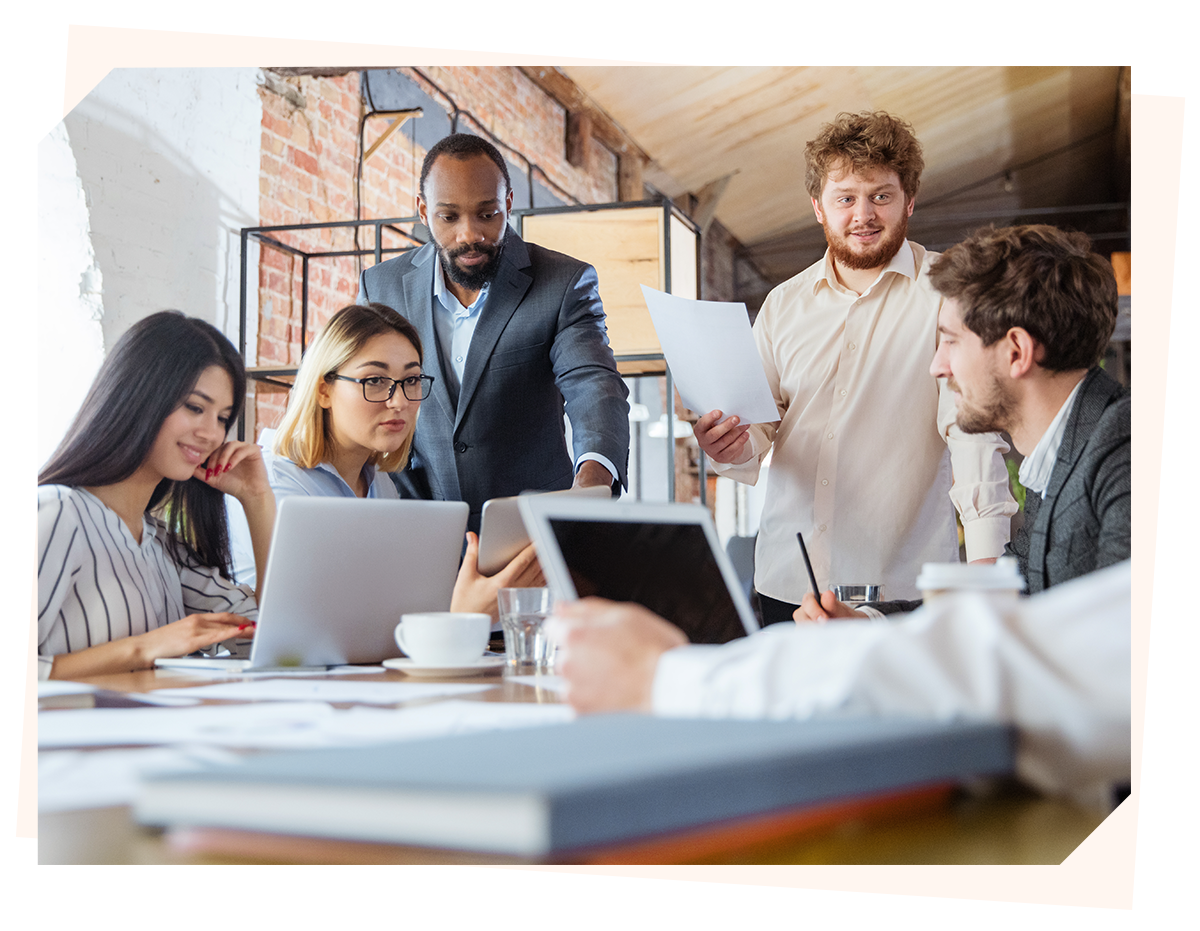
[157,497,469,671]
[518,497,759,644]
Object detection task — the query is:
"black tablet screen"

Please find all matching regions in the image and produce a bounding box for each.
[546,518,748,644]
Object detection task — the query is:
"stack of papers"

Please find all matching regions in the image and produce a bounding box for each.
[39,696,575,812]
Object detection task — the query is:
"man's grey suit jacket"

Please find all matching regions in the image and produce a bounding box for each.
[1006,365,1130,594]
[869,365,1130,612]
[358,228,630,530]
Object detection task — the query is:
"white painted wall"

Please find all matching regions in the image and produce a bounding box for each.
[38,122,105,466]
[40,68,263,463]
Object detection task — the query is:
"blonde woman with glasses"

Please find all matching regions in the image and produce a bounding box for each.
[251,302,540,615]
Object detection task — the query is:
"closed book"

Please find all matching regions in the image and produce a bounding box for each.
[135,715,1013,857]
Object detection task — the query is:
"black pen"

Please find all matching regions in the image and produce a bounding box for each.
[795,531,820,599]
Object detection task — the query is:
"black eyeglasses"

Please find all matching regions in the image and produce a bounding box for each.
[329,373,435,402]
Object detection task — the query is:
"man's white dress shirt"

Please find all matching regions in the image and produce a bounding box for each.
[1018,378,1085,498]
[653,559,1131,808]
[712,242,1016,602]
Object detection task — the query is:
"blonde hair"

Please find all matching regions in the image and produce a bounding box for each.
[273,303,424,473]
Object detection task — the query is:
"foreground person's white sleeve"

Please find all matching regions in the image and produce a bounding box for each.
[652,561,1131,808]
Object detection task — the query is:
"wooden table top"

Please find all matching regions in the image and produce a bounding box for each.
[37,665,1107,865]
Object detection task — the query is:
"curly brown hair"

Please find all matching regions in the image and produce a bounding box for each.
[929,225,1118,372]
[804,111,924,202]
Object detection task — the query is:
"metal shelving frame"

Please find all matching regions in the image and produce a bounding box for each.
[236,215,422,437]
[236,200,708,505]
[513,198,705,504]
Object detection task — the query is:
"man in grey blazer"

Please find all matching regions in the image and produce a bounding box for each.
[358,134,629,531]
[798,223,1129,618]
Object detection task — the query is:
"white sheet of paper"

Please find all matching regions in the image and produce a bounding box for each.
[640,285,779,424]
[38,701,340,749]
[324,700,574,744]
[38,702,575,810]
[155,663,389,679]
[39,746,242,812]
[146,678,493,705]
[37,681,96,698]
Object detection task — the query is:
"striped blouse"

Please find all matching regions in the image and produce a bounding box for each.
[37,485,257,679]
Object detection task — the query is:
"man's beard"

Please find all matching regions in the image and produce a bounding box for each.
[824,211,908,271]
[948,374,1015,435]
[438,238,505,292]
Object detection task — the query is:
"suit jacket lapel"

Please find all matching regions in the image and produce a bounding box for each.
[1028,367,1119,574]
[403,245,456,427]
[454,230,532,430]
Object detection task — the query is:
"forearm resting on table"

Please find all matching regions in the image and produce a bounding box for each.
[48,636,158,680]
[47,613,254,679]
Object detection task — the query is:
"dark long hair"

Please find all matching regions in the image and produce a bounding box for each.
[39,311,247,577]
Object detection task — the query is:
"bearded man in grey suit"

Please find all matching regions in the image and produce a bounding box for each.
[798,223,1130,619]
[358,134,629,531]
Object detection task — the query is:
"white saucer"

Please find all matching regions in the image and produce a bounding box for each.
[382,656,507,678]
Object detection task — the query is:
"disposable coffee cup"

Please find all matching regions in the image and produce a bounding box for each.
[915,557,1025,602]
[394,612,491,666]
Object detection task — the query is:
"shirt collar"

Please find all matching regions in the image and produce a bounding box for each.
[433,254,490,317]
[813,240,917,296]
[314,459,379,495]
[1018,378,1085,498]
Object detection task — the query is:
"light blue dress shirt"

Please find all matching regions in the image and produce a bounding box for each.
[263,449,400,501]
[432,258,488,401]
[226,434,399,584]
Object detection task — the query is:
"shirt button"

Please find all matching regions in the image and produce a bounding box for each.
[819,524,827,532]
[821,479,828,486]
[840,389,848,397]
[848,342,856,351]
[456,356,464,363]
[827,433,834,440]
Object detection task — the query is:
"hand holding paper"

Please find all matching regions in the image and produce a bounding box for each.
[640,286,779,425]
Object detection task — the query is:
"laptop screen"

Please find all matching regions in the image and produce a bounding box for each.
[546,517,749,644]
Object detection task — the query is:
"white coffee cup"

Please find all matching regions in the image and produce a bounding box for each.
[915,557,1025,602]
[394,612,491,666]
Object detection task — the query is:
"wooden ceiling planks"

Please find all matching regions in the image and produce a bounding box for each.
[561,65,1125,288]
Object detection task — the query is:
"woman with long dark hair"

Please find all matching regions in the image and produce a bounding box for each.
[37,311,276,679]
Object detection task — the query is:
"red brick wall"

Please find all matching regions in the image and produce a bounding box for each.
[253,67,620,436]
[410,67,617,204]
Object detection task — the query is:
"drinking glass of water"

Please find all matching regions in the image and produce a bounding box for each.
[497,587,555,669]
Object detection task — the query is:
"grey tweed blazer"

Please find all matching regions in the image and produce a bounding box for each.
[868,365,1130,612]
[1006,366,1130,595]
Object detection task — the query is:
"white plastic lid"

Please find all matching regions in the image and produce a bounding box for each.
[915,556,1025,592]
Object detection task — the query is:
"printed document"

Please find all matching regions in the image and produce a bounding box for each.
[641,285,779,424]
